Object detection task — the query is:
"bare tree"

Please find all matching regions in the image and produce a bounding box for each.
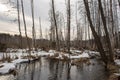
[31,0,36,50]
[98,0,114,63]
[21,0,31,54]
[118,0,120,8]
[83,0,108,65]
[67,0,71,53]
[39,17,43,39]
[17,0,22,49]
[51,0,60,51]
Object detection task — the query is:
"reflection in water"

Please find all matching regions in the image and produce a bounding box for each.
[14,58,108,80]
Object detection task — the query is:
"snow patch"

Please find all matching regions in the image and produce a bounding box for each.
[0,63,15,74]
[115,59,120,65]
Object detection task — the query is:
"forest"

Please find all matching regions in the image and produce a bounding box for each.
[0,0,120,80]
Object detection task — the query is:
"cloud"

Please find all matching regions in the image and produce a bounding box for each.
[0,0,80,39]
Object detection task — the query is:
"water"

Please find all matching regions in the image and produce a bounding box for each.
[0,58,109,80]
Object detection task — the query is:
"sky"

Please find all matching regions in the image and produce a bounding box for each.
[0,0,78,39]
[0,0,119,40]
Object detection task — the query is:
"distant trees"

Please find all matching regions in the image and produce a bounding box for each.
[0,42,7,52]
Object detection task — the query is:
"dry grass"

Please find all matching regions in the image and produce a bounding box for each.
[0,54,13,63]
[71,58,91,66]
[108,74,120,80]
[47,53,70,61]
[107,64,119,73]
[0,65,4,68]
[48,53,59,58]
[14,55,19,59]
[62,54,69,60]
[21,55,37,60]
[9,69,18,76]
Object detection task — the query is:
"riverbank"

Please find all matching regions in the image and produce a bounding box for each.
[0,49,120,80]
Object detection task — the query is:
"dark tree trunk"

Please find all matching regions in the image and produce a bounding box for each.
[98,0,114,63]
[67,0,71,53]
[83,0,108,65]
[118,0,120,8]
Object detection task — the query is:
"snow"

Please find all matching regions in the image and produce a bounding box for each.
[70,52,89,59]
[0,75,15,80]
[0,63,15,74]
[47,51,90,59]
[0,48,120,76]
[0,49,91,74]
[48,50,56,53]
[38,51,54,56]
[12,59,29,64]
[70,50,82,54]
[0,58,31,74]
[115,59,120,65]
[114,73,120,76]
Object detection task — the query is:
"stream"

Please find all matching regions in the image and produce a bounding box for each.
[0,57,109,80]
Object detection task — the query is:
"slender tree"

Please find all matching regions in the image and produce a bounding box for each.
[17,0,22,49]
[31,0,36,50]
[118,0,120,8]
[39,17,43,39]
[21,0,31,54]
[67,0,71,53]
[51,0,60,51]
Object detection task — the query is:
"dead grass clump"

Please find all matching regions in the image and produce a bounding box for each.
[9,69,18,76]
[0,65,4,68]
[48,53,59,58]
[71,58,91,66]
[0,53,13,62]
[0,55,12,63]
[62,54,69,61]
[7,56,12,62]
[15,55,19,59]
[22,55,37,60]
[107,64,119,73]
[108,74,120,80]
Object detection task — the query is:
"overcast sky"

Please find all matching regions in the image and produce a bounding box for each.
[0,0,119,40]
[0,0,78,39]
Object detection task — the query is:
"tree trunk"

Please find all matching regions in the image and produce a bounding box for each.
[118,0,120,8]
[51,0,60,51]
[67,0,71,53]
[83,0,108,65]
[98,0,114,63]
[31,0,36,50]
[21,0,31,54]
[39,17,43,39]
[17,0,22,49]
